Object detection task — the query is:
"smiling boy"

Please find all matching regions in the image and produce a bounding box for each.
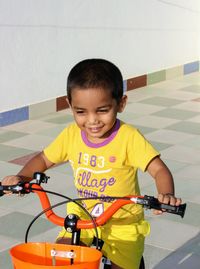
[2,59,181,269]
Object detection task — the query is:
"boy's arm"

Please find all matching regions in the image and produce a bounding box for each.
[17,151,54,180]
[2,151,54,185]
[146,156,181,213]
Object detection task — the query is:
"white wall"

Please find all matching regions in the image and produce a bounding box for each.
[0,0,200,112]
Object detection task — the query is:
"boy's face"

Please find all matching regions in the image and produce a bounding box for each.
[68,87,127,143]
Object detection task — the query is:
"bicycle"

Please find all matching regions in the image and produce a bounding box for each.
[0,172,186,269]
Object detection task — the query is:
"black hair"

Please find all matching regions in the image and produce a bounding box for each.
[67,59,123,104]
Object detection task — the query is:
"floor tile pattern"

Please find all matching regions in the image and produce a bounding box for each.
[0,72,200,268]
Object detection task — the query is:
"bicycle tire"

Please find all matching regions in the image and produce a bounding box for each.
[139,256,145,269]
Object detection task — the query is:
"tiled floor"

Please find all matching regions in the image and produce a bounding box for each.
[0,72,200,268]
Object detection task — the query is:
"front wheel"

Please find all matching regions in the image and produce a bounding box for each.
[139,256,145,269]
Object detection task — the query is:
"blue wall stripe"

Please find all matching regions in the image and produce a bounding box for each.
[0,107,29,127]
[184,61,199,75]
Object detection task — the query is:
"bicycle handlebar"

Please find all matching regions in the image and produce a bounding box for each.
[0,177,187,230]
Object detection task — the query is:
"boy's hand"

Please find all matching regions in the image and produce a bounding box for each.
[153,193,182,215]
[1,176,22,194]
[2,175,21,185]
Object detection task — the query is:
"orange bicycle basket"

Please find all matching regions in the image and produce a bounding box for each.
[10,242,102,269]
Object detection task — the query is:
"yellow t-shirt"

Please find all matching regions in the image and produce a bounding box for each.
[44,119,159,223]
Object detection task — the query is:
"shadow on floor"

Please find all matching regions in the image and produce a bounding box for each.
[153,232,200,269]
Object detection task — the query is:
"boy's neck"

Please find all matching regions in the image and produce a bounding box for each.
[81,119,120,148]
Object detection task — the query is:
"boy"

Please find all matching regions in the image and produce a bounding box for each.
[2,59,181,269]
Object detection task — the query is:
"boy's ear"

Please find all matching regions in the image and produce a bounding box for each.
[118,95,127,113]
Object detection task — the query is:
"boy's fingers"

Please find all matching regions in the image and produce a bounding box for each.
[175,198,182,206]
[158,193,182,206]
[153,209,163,215]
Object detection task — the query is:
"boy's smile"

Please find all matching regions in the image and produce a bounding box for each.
[69,87,127,143]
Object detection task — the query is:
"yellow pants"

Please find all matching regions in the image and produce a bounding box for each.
[57,203,150,269]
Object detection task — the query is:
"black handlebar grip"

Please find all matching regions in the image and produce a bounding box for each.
[0,183,4,197]
[0,182,25,195]
[142,195,187,218]
[160,203,187,218]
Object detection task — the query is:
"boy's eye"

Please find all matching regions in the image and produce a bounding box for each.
[98,109,109,113]
[76,110,85,114]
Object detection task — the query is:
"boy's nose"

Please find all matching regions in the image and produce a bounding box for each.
[87,113,98,124]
